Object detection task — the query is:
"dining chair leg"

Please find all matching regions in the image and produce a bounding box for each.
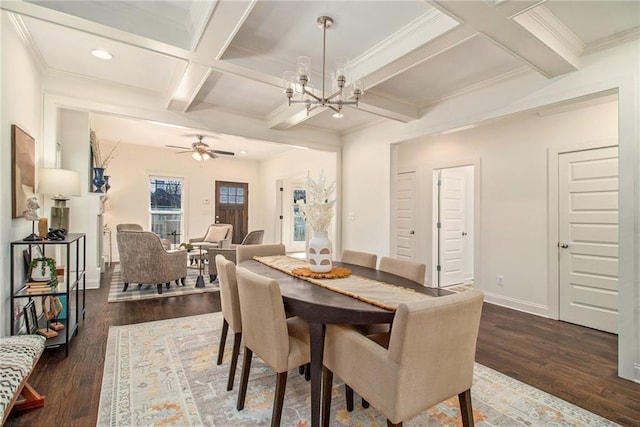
[345,385,354,412]
[298,366,305,375]
[156,284,163,294]
[236,348,253,411]
[362,398,370,408]
[181,277,186,286]
[217,319,229,365]
[322,367,333,423]
[458,388,474,427]
[226,332,242,391]
[386,420,402,427]
[271,371,288,427]
[304,363,311,381]
[165,282,170,289]
[122,282,129,292]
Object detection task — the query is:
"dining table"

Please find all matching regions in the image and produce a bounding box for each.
[238,257,452,427]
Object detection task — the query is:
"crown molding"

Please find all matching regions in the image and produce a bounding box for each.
[7,12,47,74]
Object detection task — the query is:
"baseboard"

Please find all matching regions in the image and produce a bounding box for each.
[86,278,100,290]
[483,292,551,318]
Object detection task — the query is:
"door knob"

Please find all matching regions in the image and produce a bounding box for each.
[559,243,569,248]
[409,230,415,235]
[462,231,468,236]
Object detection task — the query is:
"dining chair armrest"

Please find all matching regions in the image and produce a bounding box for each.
[324,324,396,390]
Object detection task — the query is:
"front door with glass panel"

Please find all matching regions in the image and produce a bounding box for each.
[215,181,248,244]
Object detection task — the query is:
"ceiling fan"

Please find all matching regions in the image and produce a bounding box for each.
[165,135,235,161]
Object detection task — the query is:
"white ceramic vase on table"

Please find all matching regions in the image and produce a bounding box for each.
[308,230,332,273]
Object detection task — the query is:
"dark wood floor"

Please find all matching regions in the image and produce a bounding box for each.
[6,264,640,426]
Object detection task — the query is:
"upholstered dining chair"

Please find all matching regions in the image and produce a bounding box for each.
[116,223,171,250]
[235,267,311,427]
[341,249,377,269]
[236,243,286,264]
[116,230,187,294]
[215,255,242,391]
[379,256,427,284]
[322,289,484,427]
[207,230,264,282]
[189,223,233,249]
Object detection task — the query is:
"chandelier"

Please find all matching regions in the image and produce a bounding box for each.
[283,16,363,119]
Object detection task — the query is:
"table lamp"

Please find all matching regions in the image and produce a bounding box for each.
[37,168,81,234]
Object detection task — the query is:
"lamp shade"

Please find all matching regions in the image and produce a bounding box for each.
[38,168,81,198]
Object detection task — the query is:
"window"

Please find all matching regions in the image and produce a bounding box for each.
[293,189,306,242]
[219,185,245,205]
[149,176,183,244]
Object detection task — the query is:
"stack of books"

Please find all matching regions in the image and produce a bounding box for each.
[24,278,58,294]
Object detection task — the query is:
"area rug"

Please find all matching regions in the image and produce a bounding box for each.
[107,264,218,303]
[97,312,618,426]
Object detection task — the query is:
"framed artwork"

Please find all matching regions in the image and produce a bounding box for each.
[11,125,36,218]
[23,300,38,334]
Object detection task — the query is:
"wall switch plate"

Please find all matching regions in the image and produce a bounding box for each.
[497,275,504,286]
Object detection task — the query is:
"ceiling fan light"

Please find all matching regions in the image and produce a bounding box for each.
[192,151,202,161]
[332,112,343,118]
[202,152,210,161]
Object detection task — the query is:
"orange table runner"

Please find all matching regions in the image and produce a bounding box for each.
[253,255,433,311]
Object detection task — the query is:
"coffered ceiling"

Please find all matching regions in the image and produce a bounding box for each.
[1,0,638,156]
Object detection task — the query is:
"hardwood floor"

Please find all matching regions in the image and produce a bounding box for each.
[5,265,640,426]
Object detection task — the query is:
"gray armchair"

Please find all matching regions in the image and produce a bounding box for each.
[189,223,233,250]
[207,230,264,282]
[116,230,187,294]
[116,223,171,250]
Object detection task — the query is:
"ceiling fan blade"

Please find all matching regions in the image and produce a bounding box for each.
[175,150,192,154]
[204,151,219,159]
[166,144,191,150]
[211,149,235,156]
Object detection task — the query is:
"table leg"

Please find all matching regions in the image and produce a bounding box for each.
[308,322,326,427]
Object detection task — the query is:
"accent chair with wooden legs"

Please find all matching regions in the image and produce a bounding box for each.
[322,289,484,427]
[235,267,310,427]
[341,249,377,269]
[215,255,242,391]
[378,256,427,284]
[116,230,187,294]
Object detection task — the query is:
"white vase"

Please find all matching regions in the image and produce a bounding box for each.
[308,230,332,273]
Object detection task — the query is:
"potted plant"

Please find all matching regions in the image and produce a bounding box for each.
[179,242,194,251]
[28,256,57,282]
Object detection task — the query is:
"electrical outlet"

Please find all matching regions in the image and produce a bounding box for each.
[497,275,504,286]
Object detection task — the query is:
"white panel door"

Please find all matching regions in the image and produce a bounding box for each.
[439,169,466,286]
[395,171,416,260]
[559,146,618,333]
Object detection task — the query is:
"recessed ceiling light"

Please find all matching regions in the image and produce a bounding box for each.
[240,150,248,155]
[91,49,113,60]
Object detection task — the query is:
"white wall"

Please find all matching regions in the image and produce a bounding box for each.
[59,109,102,289]
[398,100,617,313]
[1,11,43,335]
[342,39,639,381]
[259,149,337,251]
[101,140,262,262]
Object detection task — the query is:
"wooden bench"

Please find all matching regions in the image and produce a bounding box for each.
[0,335,46,424]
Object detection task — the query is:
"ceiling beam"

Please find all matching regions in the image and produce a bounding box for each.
[433,1,580,78]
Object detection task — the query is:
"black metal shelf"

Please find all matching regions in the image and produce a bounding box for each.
[10,233,86,357]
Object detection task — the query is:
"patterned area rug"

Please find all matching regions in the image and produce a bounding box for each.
[97,312,618,426]
[107,264,218,303]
